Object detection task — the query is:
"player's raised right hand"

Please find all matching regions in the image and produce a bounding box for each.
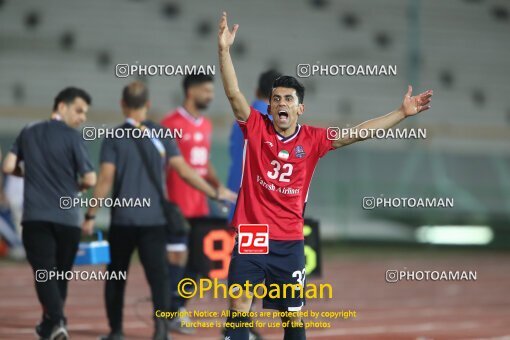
[218,11,238,50]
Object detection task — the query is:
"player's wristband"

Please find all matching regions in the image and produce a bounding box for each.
[84,213,96,221]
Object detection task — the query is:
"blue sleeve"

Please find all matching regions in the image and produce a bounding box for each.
[226,122,245,222]
[227,122,244,193]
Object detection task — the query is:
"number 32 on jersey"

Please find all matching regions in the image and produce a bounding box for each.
[267,160,293,183]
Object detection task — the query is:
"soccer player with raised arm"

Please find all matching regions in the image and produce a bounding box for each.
[218,12,433,340]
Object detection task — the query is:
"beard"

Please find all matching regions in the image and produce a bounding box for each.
[195,99,210,110]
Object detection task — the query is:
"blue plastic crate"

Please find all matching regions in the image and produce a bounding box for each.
[74,231,110,265]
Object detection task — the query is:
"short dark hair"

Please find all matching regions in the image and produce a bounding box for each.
[122,81,149,109]
[258,69,282,99]
[182,74,214,96]
[53,87,92,111]
[272,76,305,104]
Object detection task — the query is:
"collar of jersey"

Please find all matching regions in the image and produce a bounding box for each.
[274,124,301,143]
[177,106,203,126]
[52,113,62,121]
[125,118,144,128]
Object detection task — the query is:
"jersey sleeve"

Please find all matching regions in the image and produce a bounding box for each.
[227,122,244,191]
[163,137,181,160]
[99,137,116,165]
[237,107,265,138]
[315,127,335,158]
[158,118,181,159]
[72,133,94,175]
[10,127,25,161]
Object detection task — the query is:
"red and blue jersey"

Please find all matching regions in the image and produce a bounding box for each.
[231,107,334,240]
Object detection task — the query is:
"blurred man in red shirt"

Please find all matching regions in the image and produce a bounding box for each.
[161,74,234,334]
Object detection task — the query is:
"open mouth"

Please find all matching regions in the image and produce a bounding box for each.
[278,110,289,123]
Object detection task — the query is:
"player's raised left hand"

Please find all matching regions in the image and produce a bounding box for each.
[218,11,239,50]
[401,85,433,116]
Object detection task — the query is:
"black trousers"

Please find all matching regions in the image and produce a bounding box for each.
[22,221,81,323]
[105,225,169,332]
